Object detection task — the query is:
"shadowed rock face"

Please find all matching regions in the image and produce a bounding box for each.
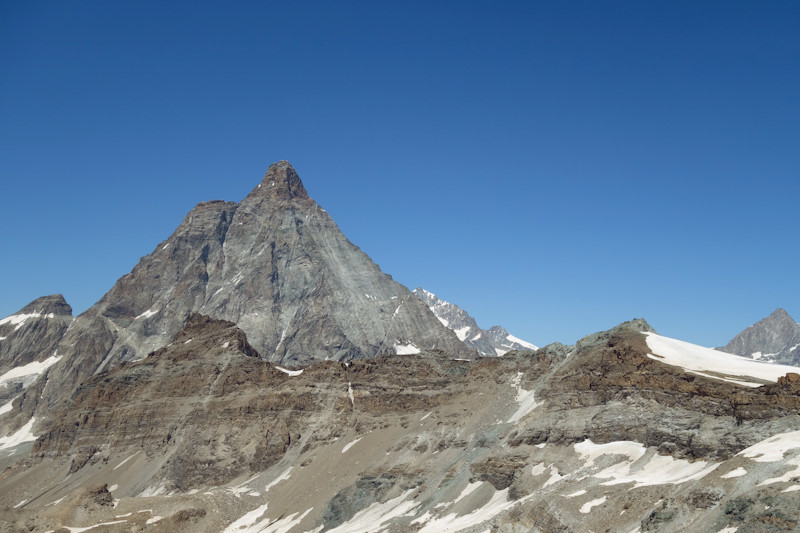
[719,309,800,365]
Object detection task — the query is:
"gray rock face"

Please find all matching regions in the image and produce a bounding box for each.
[718,309,800,365]
[413,287,537,356]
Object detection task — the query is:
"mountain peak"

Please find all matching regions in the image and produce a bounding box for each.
[719,308,800,364]
[247,160,308,201]
[17,294,73,317]
[767,308,794,323]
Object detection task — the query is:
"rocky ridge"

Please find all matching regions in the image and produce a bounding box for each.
[2,315,800,532]
[720,308,800,365]
[413,287,537,356]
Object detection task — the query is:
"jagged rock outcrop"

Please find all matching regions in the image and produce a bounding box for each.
[719,308,800,365]
[414,287,537,356]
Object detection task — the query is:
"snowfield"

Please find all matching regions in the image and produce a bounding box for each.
[644,332,800,386]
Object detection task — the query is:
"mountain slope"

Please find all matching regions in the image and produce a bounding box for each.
[4,318,800,532]
[413,287,538,356]
[719,308,800,365]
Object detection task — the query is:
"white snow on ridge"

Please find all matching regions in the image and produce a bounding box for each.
[505,334,538,351]
[0,355,62,386]
[644,332,800,386]
[0,312,55,330]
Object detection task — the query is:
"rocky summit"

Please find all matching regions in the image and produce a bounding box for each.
[1,162,800,533]
[720,308,800,365]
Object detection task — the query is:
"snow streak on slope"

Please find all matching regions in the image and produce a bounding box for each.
[644,332,800,386]
[0,355,62,386]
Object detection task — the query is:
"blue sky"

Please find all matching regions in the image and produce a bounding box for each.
[2,1,799,347]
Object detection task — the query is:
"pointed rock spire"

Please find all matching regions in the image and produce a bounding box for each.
[247,161,309,201]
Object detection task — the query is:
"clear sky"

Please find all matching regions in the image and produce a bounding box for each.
[2,1,799,347]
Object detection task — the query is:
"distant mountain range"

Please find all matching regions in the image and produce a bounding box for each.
[719,308,800,365]
[413,287,537,357]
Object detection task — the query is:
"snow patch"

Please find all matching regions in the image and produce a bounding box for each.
[135,308,157,320]
[394,342,421,355]
[580,496,607,513]
[342,437,362,453]
[738,430,800,462]
[454,326,471,341]
[0,355,62,386]
[327,490,417,533]
[275,365,303,376]
[348,382,355,406]
[721,467,748,479]
[62,520,129,532]
[0,312,55,330]
[0,416,37,449]
[222,502,271,533]
[574,439,718,487]
[265,467,293,492]
[113,452,139,470]
[644,332,800,386]
[505,334,538,350]
[414,488,529,533]
[0,398,14,415]
[508,372,543,423]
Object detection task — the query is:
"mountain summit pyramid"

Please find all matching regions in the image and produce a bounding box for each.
[719,308,800,365]
[89,160,471,366]
[9,162,472,425]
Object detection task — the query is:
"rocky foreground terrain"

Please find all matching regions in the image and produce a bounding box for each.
[1,162,799,532]
[2,314,800,532]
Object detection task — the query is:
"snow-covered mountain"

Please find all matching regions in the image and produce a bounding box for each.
[718,308,800,365]
[413,288,537,357]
